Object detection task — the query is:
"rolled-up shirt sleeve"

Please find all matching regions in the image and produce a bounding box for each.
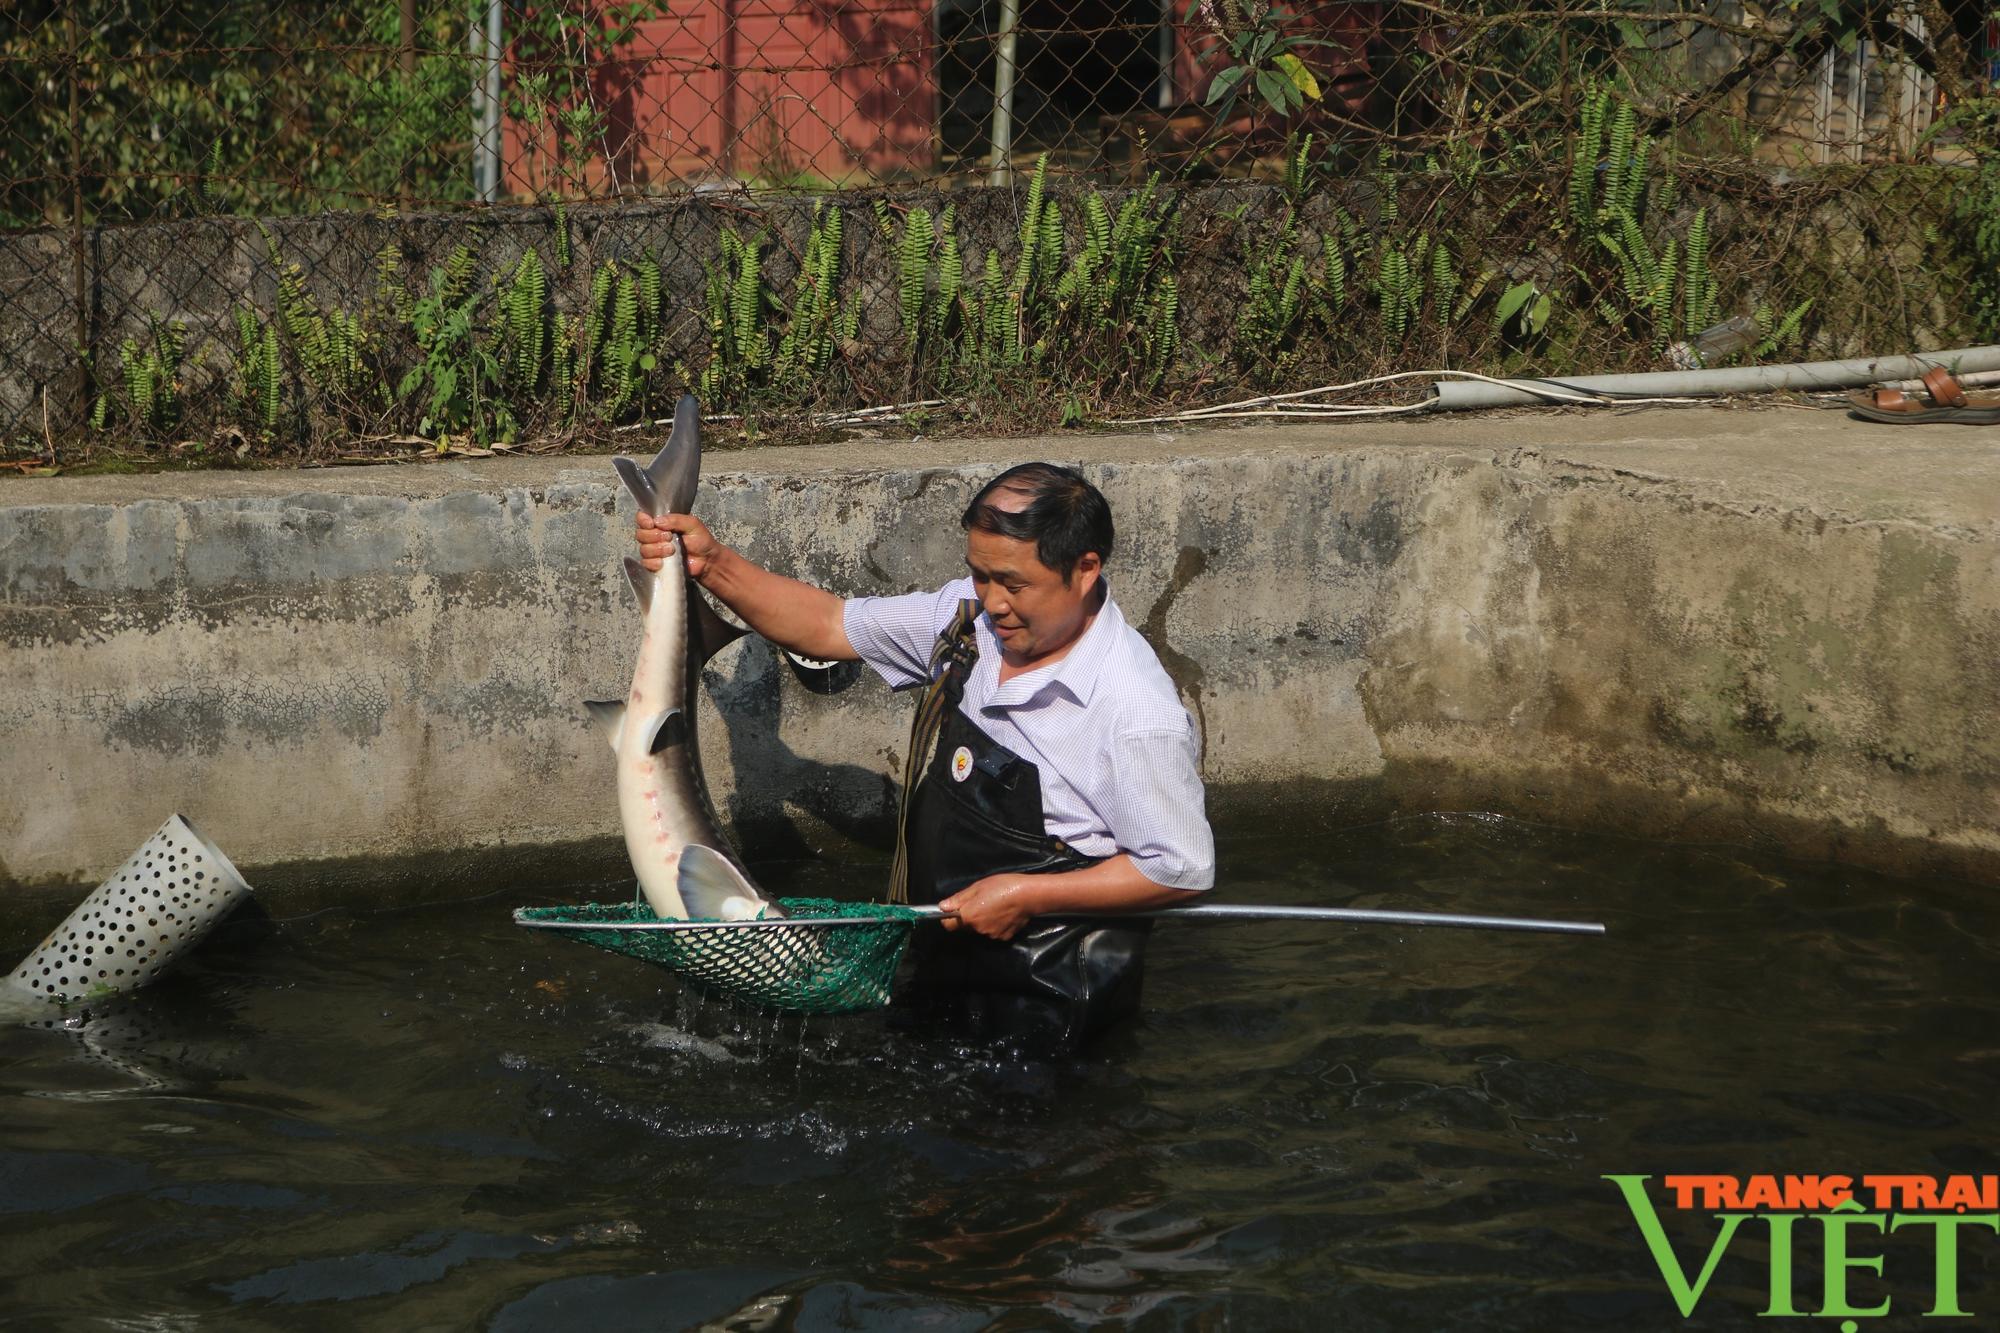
[1102,724,1214,890]
[841,579,969,690]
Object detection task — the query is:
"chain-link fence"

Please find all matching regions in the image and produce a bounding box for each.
[1,1,1995,455]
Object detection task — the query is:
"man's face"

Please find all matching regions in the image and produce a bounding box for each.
[964,525,1102,664]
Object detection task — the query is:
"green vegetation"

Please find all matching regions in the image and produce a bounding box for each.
[94,316,186,435]
[25,83,1983,461]
[881,202,965,393]
[0,2,472,227]
[230,309,283,441]
[0,0,1985,465]
[1232,141,1350,386]
[688,203,861,406]
[508,3,671,199]
[1947,95,2000,341]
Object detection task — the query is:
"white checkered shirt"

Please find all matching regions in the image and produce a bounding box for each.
[844,577,1215,890]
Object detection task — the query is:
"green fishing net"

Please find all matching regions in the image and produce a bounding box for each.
[518,898,923,1015]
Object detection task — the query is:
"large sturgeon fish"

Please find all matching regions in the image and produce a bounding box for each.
[587,395,782,923]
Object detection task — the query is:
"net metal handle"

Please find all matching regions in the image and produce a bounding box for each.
[512,902,1606,936]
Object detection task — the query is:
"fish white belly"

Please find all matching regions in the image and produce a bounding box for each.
[618,548,692,918]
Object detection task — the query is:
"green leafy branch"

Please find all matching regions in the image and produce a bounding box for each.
[1189,0,1327,121]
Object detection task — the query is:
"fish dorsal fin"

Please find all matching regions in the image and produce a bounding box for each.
[584,699,626,752]
[676,844,780,922]
[613,394,702,517]
[622,557,654,615]
[691,591,750,666]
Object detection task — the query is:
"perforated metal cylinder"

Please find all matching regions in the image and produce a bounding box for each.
[2,815,252,1006]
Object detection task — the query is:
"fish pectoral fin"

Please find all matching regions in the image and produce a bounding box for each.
[645,709,688,755]
[613,455,662,519]
[676,844,781,921]
[621,557,655,615]
[692,590,751,666]
[584,699,627,752]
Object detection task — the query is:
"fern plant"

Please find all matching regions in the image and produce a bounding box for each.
[687,207,860,408]
[499,249,550,398]
[1354,158,1469,348]
[692,229,770,406]
[1429,241,1461,330]
[1570,83,1609,234]
[375,241,413,323]
[1749,298,1813,359]
[1235,216,1310,384]
[1572,81,1723,358]
[772,202,861,389]
[892,205,965,388]
[1681,208,1717,339]
[579,257,658,417]
[1570,83,1655,233]
[1282,132,1316,202]
[231,308,283,440]
[1044,174,1181,390]
[899,207,934,359]
[95,315,186,436]
[1232,200,1354,385]
[968,154,1063,369]
[1596,208,1679,352]
[1604,97,1649,221]
[1595,205,1733,356]
[1375,235,1433,341]
[260,224,370,414]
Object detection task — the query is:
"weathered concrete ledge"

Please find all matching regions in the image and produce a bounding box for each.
[2,406,1995,897]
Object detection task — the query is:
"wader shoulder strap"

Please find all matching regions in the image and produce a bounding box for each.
[887,598,983,904]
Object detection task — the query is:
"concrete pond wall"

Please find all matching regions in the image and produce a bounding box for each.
[2,407,1995,899]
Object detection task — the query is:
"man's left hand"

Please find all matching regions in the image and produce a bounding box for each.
[938,875,1039,941]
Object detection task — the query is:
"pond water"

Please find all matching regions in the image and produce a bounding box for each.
[2,813,1996,1329]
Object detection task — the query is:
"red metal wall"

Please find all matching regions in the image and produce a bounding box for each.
[505,0,936,192]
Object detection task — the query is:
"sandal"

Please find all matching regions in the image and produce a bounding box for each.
[1847,367,2000,425]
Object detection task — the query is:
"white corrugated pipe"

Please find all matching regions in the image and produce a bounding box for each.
[1431,344,2000,411]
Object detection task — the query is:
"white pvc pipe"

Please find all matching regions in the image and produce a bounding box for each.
[1431,344,2000,411]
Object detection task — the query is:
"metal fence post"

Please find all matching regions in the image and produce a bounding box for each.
[401,0,417,207]
[988,0,1022,185]
[470,0,502,202]
[66,4,88,428]
[484,0,502,200]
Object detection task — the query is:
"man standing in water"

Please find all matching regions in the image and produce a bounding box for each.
[636,463,1213,1049]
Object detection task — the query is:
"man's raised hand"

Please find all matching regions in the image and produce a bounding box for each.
[635,511,724,581]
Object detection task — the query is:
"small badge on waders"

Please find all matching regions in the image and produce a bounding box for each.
[950,746,974,782]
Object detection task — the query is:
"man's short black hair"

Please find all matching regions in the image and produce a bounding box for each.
[962,462,1114,580]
